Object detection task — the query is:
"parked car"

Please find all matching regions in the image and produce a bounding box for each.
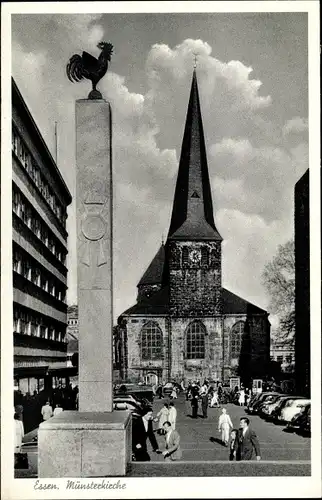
[256,393,283,416]
[113,398,149,416]
[249,392,279,414]
[278,398,310,424]
[287,403,311,433]
[261,394,289,419]
[162,383,174,396]
[246,393,263,413]
[271,396,304,424]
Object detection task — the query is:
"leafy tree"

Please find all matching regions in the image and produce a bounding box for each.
[262,239,295,345]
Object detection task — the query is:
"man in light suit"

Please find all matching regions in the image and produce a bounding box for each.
[238,417,261,461]
[162,421,182,461]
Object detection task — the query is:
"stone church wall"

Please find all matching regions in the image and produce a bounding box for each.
[170,317,223,383]
[123,315,169,383]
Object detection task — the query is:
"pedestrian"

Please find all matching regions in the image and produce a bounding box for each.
[186,383,192,401]
[218,408,233,446]
[168,401,177,430]
[238,388,245,406]
[170,386,177,399]
[190,383,199,418]
[210,390,220,408]
[41,401,53,421]
[14,412,24,453]
[199,381,209,418]
[53,404,63,417]
[156,384,163,399]
[162,421,182,461]
[156,403,169,435]
[229,429,239,461]
[237,417,261,461]
[180,379,185,392]
[132,407,160,461]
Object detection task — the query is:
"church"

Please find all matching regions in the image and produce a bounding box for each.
[117,70,270,386]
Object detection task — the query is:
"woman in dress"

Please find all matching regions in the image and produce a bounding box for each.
[218,408,233,446]
[238,388,245,406]
[156,403,169,435]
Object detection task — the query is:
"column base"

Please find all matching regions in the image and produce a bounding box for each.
[38,411,132,477]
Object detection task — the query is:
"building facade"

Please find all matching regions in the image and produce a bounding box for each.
[294,169,310,396]
[270,338,295,373]
[12,78,72,395]
[117,71,270,386]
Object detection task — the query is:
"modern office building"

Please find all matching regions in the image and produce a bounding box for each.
[12,78,72,395]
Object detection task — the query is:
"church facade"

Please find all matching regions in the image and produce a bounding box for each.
[117,71,270,386]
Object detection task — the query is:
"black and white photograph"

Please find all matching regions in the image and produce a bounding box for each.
[1,1,321,498]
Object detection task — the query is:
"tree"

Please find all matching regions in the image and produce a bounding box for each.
[262,240,295,345]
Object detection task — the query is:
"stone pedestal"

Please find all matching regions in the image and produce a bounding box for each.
[38,411,132,477]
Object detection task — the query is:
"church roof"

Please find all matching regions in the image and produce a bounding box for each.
[221,288,267,315]
[138,244,165,286]
[122,286,170,316]
[121,286,267,317]
[167,70,222,241]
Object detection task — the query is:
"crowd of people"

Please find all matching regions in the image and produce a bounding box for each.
[132,379,261,463]
[14,383,78,436]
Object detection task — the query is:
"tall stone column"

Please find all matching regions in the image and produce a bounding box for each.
[76,99,113,412]
[38,98,131,478]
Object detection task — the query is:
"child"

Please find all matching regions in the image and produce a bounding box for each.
[229,429,239,461]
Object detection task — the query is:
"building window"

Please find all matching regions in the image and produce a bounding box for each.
[19,312,28,335]
[13,309,20,333]
[201,247,208,266]
[140,321,163,360]
[182,247,189,266]
[185,321,206,359]
[12,129,19,155]
[230,321,245,359]
[277,355,283,363]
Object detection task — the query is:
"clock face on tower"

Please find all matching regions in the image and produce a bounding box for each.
[189,249,201,263]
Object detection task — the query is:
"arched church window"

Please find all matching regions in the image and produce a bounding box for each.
[201,247,208,266]
[230,321,245,358]
[185,321,206,359]
[140,321,163,361]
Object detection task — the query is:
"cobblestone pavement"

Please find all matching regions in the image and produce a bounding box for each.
[147,394,311,462]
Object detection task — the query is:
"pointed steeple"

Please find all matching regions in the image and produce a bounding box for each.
[168,70,222,241]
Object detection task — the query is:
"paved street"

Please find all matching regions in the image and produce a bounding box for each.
[147,394,311,462]
[16,392,310,478]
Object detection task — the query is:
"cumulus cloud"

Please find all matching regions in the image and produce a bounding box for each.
[210,137,308,221]
[283,116,308,136]
[11,22,308,318]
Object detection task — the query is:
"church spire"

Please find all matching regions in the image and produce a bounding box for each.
[168,70,222,241]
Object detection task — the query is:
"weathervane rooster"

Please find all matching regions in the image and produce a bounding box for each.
[66,42,113,99]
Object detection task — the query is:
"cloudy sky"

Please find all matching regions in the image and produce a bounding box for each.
[11,10,309,323]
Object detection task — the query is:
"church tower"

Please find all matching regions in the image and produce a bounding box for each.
[166,70,222,317]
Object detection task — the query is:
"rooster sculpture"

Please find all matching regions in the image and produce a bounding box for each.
[66,42,113,99]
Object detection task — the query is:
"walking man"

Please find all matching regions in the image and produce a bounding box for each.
[132,407,160,461]
[162,421,182,461]
[237,417,261,461]
[200,381,209,418]
[218,408,233,446]
[41,401,53,421]
[190,383,199,418]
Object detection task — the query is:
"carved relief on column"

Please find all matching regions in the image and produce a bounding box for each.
[78,185,111,290]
